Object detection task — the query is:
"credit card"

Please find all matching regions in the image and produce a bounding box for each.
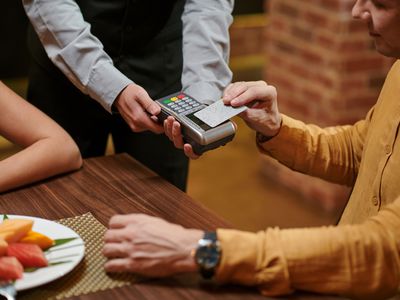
[194,99,247,128]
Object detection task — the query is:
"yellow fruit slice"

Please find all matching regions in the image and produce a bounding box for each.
[20,230,54,250]
[0,219,33,243]
[0,231,14,242]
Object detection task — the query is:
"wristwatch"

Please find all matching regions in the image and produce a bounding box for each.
[256,131,274,143]
[194,231,221,279]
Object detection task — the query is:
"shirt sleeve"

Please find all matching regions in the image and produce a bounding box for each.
[181,0,233,105]
[256,109,374,186]
[216,197,400,299]
[22,0,133,113]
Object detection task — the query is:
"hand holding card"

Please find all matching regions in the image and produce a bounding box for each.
[194,100,248,128]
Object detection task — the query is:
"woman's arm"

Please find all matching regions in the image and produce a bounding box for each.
[0,81,82,192]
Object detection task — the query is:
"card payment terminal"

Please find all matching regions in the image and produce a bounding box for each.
[156,92,236,155]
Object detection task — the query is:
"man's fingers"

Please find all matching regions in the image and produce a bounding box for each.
[135,89,160,115]
[104,229,126,243]
[183,144,200,160]
[172,122,184,149]
[164,117,175,140]
[129,109,164,134]
[103,242,129,258]
[117,101,162,133]
[109,214,142,229]
[140,116,164,134]
[144,101,161,116]
[104,258,132,272]
[223,82,248,102]
[224,81,270,103]
[230,85,276,107]
[164,117,185,149]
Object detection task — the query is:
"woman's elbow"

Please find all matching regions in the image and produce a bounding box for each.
[68,143,83,170]
[60,137,83,171]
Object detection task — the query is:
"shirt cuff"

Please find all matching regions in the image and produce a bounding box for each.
[215,228,292,296]
[184,82,223,105]
[256,114,305,166]
[215,229,260,285]
[87,62,133,113]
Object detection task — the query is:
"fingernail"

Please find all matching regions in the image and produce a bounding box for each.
[222,97,231,104]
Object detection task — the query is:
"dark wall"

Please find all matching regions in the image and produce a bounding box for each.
[0,0,29,78]
[233,0,264,15]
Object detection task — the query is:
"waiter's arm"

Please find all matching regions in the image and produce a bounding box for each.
[181,0,234,104]
[23,0,133,113]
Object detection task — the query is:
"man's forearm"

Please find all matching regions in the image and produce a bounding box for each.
[216,198,400,299]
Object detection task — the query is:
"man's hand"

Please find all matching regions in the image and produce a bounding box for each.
[163,116,200,159]
[223,81,282,138]
[103,214,203,277]
[114,83,163,134]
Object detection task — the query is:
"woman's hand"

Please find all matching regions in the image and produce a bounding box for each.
[223,81,282,138]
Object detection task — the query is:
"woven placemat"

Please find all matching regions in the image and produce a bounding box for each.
[19,212,138,300]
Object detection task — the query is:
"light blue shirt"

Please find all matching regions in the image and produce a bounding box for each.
[22,0,234,113]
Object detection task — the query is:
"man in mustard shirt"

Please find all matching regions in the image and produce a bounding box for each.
[103,0,400,299]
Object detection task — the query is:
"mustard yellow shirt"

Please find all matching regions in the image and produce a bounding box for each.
[216,61,400,299]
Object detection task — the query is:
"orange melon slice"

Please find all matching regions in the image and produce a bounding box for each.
[20,230,54,250]
[0,219,33,243]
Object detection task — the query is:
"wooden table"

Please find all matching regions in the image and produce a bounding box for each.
[0,154,345,300]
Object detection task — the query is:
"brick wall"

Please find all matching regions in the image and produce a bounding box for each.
[229,14,267,82]
[261,0,394,212]
[230,14,266,58]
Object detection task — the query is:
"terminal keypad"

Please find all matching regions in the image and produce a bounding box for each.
[161,93,202,115]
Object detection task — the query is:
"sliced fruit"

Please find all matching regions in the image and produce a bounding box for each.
[0,239,7,256]
[0,256,23,280]
[7,243,48,268]
[20,230,55,250]
[0,219,33,243]
[0,230,14,242]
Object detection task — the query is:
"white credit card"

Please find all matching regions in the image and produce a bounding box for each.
[194,99,247,128]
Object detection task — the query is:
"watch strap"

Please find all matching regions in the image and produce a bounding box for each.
[203,231,217,241]
[200,265,215,279]
[256,131,274,143]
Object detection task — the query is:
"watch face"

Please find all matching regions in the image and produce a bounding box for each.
[195,242,221,270]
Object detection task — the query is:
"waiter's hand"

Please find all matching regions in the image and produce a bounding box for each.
[114,83,163,134]
[103,213,202,277]
[163,116,200,159]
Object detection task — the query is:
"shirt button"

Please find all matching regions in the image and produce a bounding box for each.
[385,144,391,155]
[372,196,378,206]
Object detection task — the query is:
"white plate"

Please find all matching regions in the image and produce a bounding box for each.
[1,215,85,291]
